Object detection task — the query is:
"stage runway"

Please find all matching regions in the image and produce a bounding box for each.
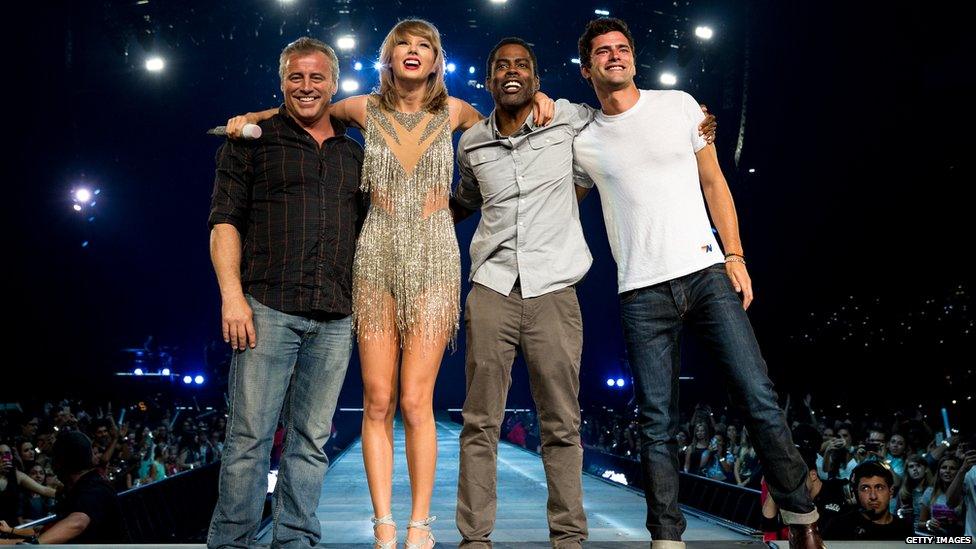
[256,414,753,547]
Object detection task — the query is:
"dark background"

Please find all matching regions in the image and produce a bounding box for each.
[9,1,973,428]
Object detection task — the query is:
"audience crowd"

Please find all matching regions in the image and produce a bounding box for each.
[501,395,975,541]
[0,395,228,542]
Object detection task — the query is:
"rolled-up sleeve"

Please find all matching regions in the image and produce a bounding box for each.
[453,142,483,210]
[208,140,252,233]
[573,157,594,189]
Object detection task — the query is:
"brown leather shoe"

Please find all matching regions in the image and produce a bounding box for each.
[787,522,826,549]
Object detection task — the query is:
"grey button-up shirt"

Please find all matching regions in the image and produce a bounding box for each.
[454,99,596,298]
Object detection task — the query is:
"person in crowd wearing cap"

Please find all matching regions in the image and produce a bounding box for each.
[0,431,125,544]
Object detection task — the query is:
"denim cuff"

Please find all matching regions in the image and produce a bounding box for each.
[651,541,686,549]
[780,507,820,525]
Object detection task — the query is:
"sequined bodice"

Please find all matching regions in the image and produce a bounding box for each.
[351,97,460,347]
[361,99,454,219]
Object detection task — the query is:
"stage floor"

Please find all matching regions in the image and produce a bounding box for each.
[256,415,752,546]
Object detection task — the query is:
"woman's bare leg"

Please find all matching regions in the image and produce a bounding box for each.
[399,329,448,547]
[360,295,401,545]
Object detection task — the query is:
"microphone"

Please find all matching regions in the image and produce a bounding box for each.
[207,124,263,140]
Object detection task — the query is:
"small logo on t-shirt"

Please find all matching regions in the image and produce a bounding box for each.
[701,244,713,253]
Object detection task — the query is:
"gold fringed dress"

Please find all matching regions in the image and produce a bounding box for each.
[352,96,460,347]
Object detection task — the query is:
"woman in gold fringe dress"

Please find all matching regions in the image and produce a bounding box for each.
[236,18,554,549]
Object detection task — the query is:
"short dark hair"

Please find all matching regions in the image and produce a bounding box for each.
[851,460,894,488]
[486,37,539,77]
[578,17,635,70]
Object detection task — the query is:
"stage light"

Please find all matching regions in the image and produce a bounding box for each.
[183,375,192,384]
[340,79,360,93]
[606,378,615,387]
[134,368,144,376]
[748,168,756,173]
[161,368,170,376]
[74,188,92,203]
[336,36,355,50]
[570,58,580,65]
[446,62,456,73]
[469,66,476,74]
[594,9,610,16]
[659,72,677,86]
[145,57,165,72]
[695,26,714,40]
[490,0,508,4]
[374,61,385,71]
[73,204,82,211]
[353,61,363,71]
[81,241,89,248]
[616,378,625,387]
[194,375,205,385]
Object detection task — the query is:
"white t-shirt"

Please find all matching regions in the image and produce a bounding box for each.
[573,89,723,293]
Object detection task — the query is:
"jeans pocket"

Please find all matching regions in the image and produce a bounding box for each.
[619,288,639,305]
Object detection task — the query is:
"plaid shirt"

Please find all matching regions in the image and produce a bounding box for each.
[208,107,365,317]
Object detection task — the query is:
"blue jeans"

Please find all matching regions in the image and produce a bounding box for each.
[207,296,353,549]
[619,264,816,541]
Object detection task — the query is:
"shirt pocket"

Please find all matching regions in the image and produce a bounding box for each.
[526,130,572,178]
[467,147,512,198]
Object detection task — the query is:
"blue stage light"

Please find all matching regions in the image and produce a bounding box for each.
[616,378,625,387]
[194,375,205,385]
[606,378,615,387]
[134,368,144,376]
[183,375,192,384]
[446,62,456,73]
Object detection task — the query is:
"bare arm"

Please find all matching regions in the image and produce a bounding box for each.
[575,185,591,203]
[37,512,90,544]
[228,95,369,135]
[450,97,485,132]
[696,144,753,309]
[0,520,38,539]
[327,95,368,129]
[946,452,975,507]
[211,224,255,351]
[101,416,119,465]
[16,470,55,499]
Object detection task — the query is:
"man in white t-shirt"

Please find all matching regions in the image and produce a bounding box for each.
[572,18,823,549]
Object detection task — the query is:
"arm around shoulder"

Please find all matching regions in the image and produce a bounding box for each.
[450,97,484,132]
[329,95,368,129]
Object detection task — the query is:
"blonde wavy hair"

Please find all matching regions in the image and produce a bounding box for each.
[375,19,449,113]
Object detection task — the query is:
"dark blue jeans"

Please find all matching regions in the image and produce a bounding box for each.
[619,264,817,541]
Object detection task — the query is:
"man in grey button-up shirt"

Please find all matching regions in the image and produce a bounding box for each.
[453,87,594,298]
[450,37,595,549]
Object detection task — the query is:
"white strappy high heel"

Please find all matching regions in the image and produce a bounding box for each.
[405,515,436,549]
[371,514,397,549]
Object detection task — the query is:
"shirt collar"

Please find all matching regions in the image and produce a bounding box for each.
[487,108,535,139]
[278,104,349,138]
